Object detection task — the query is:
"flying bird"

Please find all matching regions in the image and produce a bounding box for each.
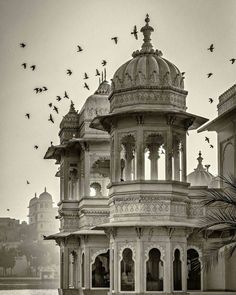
[34,145,39,149]
[77,45,83,52]
[30,65,36,71]
[210,144,214,149]
[20,43,26,48]
[95,69,100,76]
[25,113,30,119]
[56,96,62,101]
[181,72,185,76]
[48,114,54,123]
[53,106,59,114]
[21,63,27,69]
[209,98,214,104]
[6,209,10,212]
[207,44,214,52]
[111,37,118,44]
[84,72,89,79]
[67,69,72,76]
[205,137,210,143]
[84,83,90,90]
[42,86,48,91]
[64,91,69,99]
[230,58,236,64]
[48,103,52,108]
[26,180,30,184]
[131,25,138,40]
[38,88,43,93]
[102,60,107,66]
[207,73,213,78]
[34,88,39,93]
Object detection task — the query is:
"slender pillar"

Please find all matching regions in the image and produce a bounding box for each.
[109,246,114,294]
[63,247,69,289]
[63,159,69,200]
[181,135,187,182]
[84,246,90,289]
[124,144,134,181]
[84,150,90,196]
[137,129,145,180]
[113,241,118,292]
[164,241,172,293]
[148,144,159,180]
[114,132,121,182]
[165,130,173,181]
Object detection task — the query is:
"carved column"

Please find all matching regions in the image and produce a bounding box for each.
[62,159,69,200]
[83,147,90,197]
[164,241,172,293]
[114,132,121,182]
[137,129,145,180]
[113,241,118,293]
[148,144,160,180]
[165,130,173,181]
[63,246,69,289]
[181,135,187,182]
[124,143,135,181]
[173,137,180,181]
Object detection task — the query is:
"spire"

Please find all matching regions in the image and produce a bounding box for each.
[44,187,47,192]
[34,192,37,197]
[140,14,154,52]
[69,100,76,113]
[196,151,204,171]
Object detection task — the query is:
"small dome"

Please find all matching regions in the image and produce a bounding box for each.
[60,101,79,129]
[29,193,38,205]
[39,187,52,201]
[94,80,111,95]
[187,152,214,187]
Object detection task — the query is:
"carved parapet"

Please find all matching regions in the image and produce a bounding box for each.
[218,84,236,115]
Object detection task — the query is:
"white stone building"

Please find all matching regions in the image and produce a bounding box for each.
[44,15,236,295]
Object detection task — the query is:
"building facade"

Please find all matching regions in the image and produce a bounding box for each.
[45,15,236,295]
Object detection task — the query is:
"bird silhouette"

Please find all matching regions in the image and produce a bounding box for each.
[48,114,54,123]
[207,73,213,78]
[38,88,43,93]
[209,98,214,103]
[64,91,69,99]
[95,69,100,76]
[30,65,36,71]
[42,86,48,91]
[53,106,59,114]
[205,137,210,143]
[207,44,214,52]
[34,88,39,93]
[20,43,26,48]
[34,145,39,149]
[181,72,185,76]
[77,45,83,52]
[26,180,30,184]
[111,37,118,44]
[84,72,89,79]
[210,144,214,149]
[67,69,72,75]
[131,25,138,40]
[48,103,52,108]
[21,63,27,69]
[230,58,236,64]
[25,113,30,119]
[56,96,62,102]
[7,209,10,211]
[102,60,107,66]
[84,83,89,90]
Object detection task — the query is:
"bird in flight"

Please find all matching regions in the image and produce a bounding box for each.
[209,98,214,103]
[26,180,30,184]
[34,145,39,149]
[131,25,138,40]
[42,86,48,91]
[95,69,100,76]
[84,83,89,90]
[20,43,26,48]
[30,65,36,71]
[84,72,89,79]
[77,45,83,52]
[53,106,59,114]
[210,144,214,149]
[48,114,54,123]
[67,69,72,76]
[25,113,30,119]
[207,73,213,78]
[56,96,62,101]
[64,91,69,99]
[102,60,107,66]
[230,58,236,64]
[7,209,10,212]
[205,137,210,143]
[21,63,27,69]
[111,37,118,44]
[48,103,52,108]
[207,44,214,52]
[34,88,40,93]
[181,72,185,76]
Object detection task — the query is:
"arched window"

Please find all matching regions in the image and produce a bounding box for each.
[92,250,110,288]
[173,249,182,290]
[187,249,201,290]
[146,248,163,291]
[81,253,85,288]
[90,182,102,197]
[120,248,135,291]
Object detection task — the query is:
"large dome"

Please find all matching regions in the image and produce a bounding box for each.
[39,187,52,201]
[110,14,187,113]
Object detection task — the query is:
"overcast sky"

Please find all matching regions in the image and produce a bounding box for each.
[0,0,236,222]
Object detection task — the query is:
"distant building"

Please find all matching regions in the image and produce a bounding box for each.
[28,188,58,240]
[0,218,26,244]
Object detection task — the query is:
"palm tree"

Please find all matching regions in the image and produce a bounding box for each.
[199,175,236,269]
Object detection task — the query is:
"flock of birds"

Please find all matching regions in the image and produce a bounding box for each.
[17,28,235,189]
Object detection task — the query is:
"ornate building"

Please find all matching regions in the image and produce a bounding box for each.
[45,15,236,295]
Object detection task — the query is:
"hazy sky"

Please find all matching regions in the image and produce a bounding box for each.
[0,0,236,222]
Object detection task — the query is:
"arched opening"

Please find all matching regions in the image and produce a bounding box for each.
[146,248,163,291]
[81,253,85,288]
[92,250,110,288]
[173,249,182,291]
[90,182,102,197]
[187,249,201,290]
[120,248,135,291]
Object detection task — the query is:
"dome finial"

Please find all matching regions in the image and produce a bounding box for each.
[44,187,47,192]
[140,13,154,52]
[196,151,204,170]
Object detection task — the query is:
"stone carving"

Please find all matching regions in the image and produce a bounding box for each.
[118,242,136,261]
[172,245,185,262]
[187,202,205,218]
[90,248,109,263]
[144,243,166,262]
